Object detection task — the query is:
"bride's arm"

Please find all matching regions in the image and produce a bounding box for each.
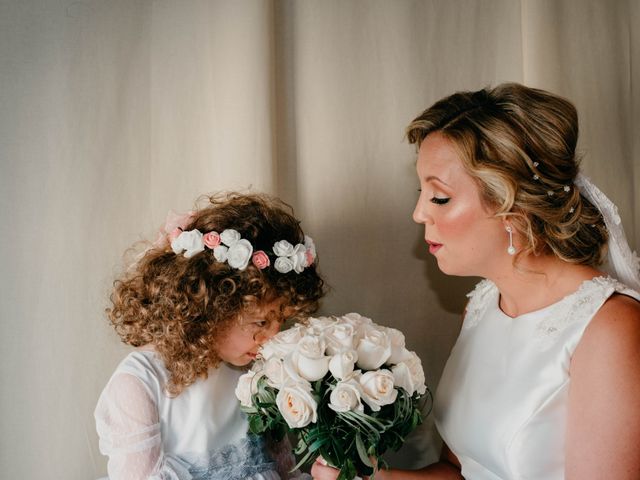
[565,294,640,479]
[310,443,463,480]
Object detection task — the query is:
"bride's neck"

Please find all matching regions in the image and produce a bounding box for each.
[489,255,601,318]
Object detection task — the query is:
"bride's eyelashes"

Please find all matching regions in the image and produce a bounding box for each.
[417,187,451,205]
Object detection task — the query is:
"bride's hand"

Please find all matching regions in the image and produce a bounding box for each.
[310,457,340,480]
[310,457,369,480]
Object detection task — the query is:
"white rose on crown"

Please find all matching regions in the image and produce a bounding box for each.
[171,229,205,258]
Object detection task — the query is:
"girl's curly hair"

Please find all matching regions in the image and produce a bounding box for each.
[107,192,325,395]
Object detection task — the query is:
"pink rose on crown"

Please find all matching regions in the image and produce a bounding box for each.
[252,251,270,269]
[203,231,221,249]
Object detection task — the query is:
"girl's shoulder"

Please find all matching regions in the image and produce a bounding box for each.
[106,350,168,399]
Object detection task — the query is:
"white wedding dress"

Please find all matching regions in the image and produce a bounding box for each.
[95,350,303,480]
[434,276,640,480]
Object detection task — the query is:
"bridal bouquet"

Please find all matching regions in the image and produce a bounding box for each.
[235,313,430,480]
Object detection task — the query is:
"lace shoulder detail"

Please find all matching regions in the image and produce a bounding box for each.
[534,276,626,350]
[462,279,497,330]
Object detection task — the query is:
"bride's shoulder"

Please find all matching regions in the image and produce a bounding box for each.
[577,289,640,364]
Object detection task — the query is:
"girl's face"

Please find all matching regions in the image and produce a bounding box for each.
[413,132,506,278]
[216,301,284,367]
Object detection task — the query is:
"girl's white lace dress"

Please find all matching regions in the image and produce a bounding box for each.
[95,350,301,480]
[434,276,640,480]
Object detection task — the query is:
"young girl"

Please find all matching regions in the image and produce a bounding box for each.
[95,192,325,480]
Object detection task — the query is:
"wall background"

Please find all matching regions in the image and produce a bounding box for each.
[1,0,638,477]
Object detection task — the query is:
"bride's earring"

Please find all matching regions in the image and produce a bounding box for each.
[506,226,516,255]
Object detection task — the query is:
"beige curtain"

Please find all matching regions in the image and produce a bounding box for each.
[1,1,637,477]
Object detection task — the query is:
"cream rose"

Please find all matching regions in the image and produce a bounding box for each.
[386,327,413,365]
[261,325,306,360]
[307,316,336,334]
[227,238,253,270]
[328,378,364,413]
[324,322,356,355]
[276,383,318,428]
[235,370,261,408]
[359,369,397,411]
[392,351,426,395]
[328,351,357,380]
[290,335,329,381]
[356,325,392,370]
[261,357,287,388]
[340,313,373,342]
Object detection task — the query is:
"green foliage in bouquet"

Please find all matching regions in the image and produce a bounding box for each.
[243,374,430,479]
[236,314,432,480]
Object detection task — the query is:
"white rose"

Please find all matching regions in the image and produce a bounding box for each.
[297,334,326,358]
[235,370,261,408]
[396,351,426,395]
[391,362,416,395]
[304,235,316,261]
[307,316,336,335]
[328,351,357,380]
[227,238,253,270]
[356,325,392,370]
[213,245,228,262]
[291,243,307,273]
[386,327,413,365]
[340,313,373,342]
[294,353,329,381]
[276,383,318,428]
[359,369,397,411]
[324,322,356,355]
[328,378,364,413]
[273,240,295,257]
[290,335,329,381]
[263,357,288,388]
[171,230,205,258]
[274,256,294,273]
[220,229,241,246]
[261,325,307,360]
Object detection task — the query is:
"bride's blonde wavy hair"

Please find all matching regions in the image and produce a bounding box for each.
[108,192,325,396]
[406,82,608,266]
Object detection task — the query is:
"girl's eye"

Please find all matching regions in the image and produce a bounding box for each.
[254,320,267,328]
[431,196,450,205]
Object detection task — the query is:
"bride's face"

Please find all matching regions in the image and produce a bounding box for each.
[413,132,506,277]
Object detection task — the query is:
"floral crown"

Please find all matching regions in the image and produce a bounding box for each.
[159,211,317,274]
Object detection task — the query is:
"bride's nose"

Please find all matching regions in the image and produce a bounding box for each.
[413,197,433,225]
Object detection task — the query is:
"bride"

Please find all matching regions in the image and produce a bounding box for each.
[312,83,640,479]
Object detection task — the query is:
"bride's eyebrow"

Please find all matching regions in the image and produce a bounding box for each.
[425,175,450,186]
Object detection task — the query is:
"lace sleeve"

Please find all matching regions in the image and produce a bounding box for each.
[95,373,192,480]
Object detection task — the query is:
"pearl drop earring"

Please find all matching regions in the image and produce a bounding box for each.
[506,226,516,255]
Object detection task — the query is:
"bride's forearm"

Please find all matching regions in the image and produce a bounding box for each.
[375,461,463,480]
